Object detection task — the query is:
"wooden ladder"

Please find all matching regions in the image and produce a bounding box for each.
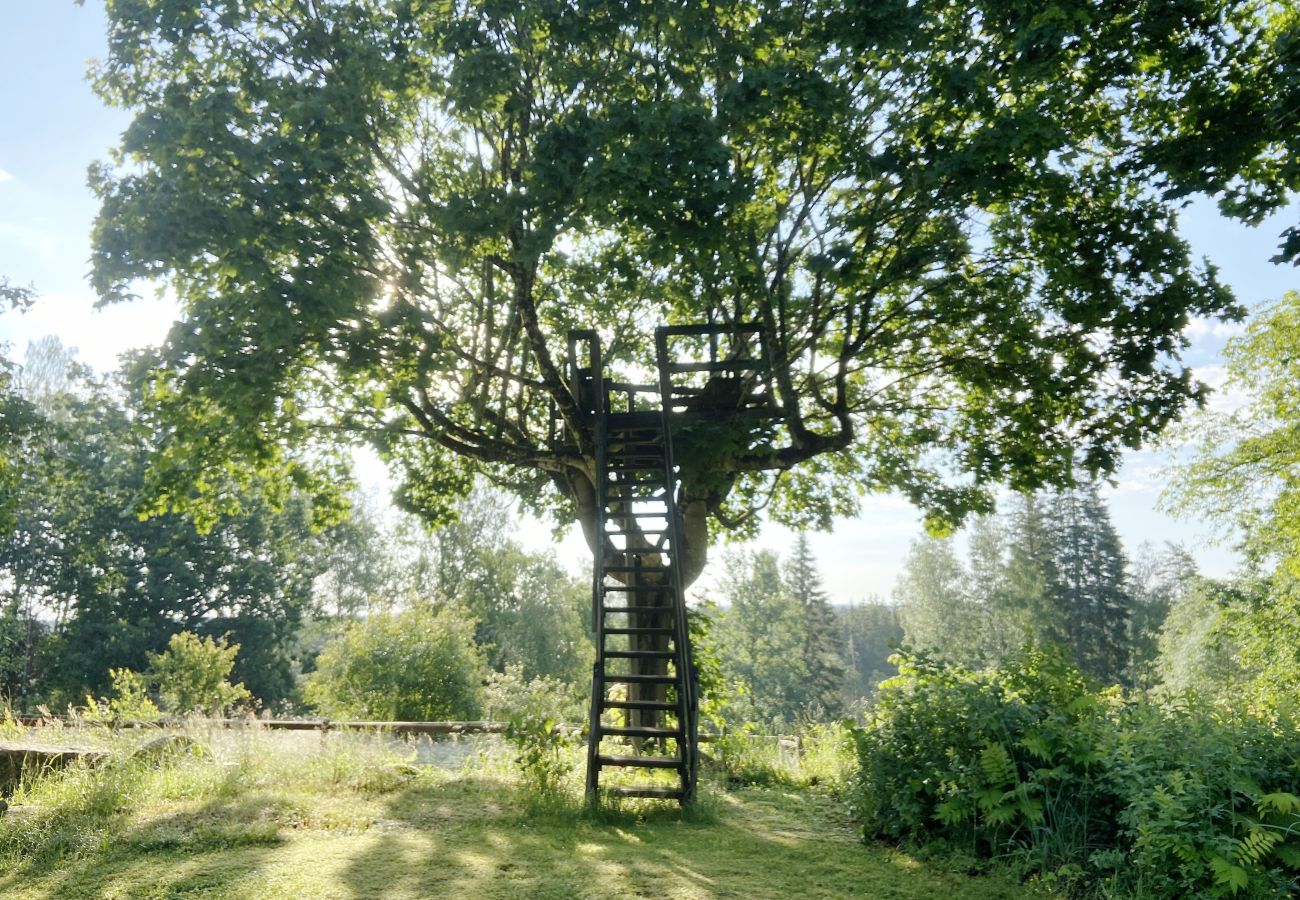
[570,324,775,805]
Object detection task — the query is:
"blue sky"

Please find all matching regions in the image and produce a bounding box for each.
[1,2,1297,603]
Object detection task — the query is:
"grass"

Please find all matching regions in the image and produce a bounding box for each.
[0,724,1047,899]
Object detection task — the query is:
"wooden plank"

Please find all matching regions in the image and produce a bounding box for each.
[1,742,109,792]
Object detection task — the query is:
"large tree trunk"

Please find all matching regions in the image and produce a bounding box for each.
[573,467,711,738]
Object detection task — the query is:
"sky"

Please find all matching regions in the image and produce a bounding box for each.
[2,2,1298,605]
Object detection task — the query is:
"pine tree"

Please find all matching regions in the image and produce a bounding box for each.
[785,534,845,718]
[967,514,1023,665]
[1045,484,1132,683]
[1001,493,1066,650]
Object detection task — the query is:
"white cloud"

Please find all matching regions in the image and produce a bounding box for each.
[1184,316,1246,341]
[0,169,13,183]
[1191,364,1252,415]
[1109,466,1164,496]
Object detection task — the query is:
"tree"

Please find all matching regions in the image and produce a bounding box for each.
[1154,578,1249,705]
[146,631,252,716]
[1126,542,1197,688]
[87,0,1281,582]
[0,282,39,537]
[312,490,403,618]
[784,534,845,717]
[896,487,1138,681]
[0,360,338,706]
[1167,291,1300,714]
[1047,484,1132,683]
[304,604,488,721]
[714,550,810,726]
[1171,292,1300,576]
[837,597,902,707]
[895,536,984,668]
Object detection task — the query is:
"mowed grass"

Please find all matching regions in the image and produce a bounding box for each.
[0,726,1044,899]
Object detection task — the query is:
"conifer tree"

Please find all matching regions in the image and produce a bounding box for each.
[785,534,845,718]
[838,598,903,706]
[1046,485,1132,683]
[1001,493,1065,650]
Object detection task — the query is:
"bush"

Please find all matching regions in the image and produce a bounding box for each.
[304,604,487,721]
[851,647,1300,897]
[485,665,578,809]
[711,725,796,787]
[148,633,252,716]
[83,632,249,720]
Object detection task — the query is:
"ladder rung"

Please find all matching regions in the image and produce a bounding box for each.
[602,606,673,615]
[605,786,684,800]
[600,725,683,739]
[602,512,668,519]
[603,673,676,684]
[602,700,677,711]
[604,528,668,535]
[602,585,671,592]
[604,627,674,635]
[597,754,682,769]
[602,565,671,573]
[604,650,675,659]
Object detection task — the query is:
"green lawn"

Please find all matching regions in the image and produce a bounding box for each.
[0,728,1042,899]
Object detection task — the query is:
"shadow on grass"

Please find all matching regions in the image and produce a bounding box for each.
[338,777,1027,900]
[0,767,1036,899]
[0,765,285,900]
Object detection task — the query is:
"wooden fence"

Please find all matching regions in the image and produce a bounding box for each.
[11,715,797,746]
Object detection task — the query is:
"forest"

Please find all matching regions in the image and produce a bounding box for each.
[3,0,1300,897]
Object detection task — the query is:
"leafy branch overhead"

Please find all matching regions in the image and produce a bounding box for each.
[89,1,1297,572]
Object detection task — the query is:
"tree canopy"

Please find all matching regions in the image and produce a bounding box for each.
[88,1,1296,575]
[1170,291,1300,576]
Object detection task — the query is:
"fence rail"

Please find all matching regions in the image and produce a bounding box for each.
[11,715,796,746]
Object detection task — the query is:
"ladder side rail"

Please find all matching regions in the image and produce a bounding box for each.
[655,326,699,801]
[582,332,607,800]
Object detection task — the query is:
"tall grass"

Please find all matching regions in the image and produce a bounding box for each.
[0,723,426,874]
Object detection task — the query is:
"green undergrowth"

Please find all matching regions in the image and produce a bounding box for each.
[0,725,1044,899]
[854,648,1300,898]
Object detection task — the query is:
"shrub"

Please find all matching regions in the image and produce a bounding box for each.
[1106,703,1300,898]
[148,632,252,716]
[304,604,487,721]
[850,647,1300,897]
[486,666,578,809]
[106,668,163,721]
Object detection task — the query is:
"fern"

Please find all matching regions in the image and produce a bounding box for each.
[1257,792,1300,816]
[1234,827,1281,866]
[979,742,1016,787]
[1209,855,1250,895]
